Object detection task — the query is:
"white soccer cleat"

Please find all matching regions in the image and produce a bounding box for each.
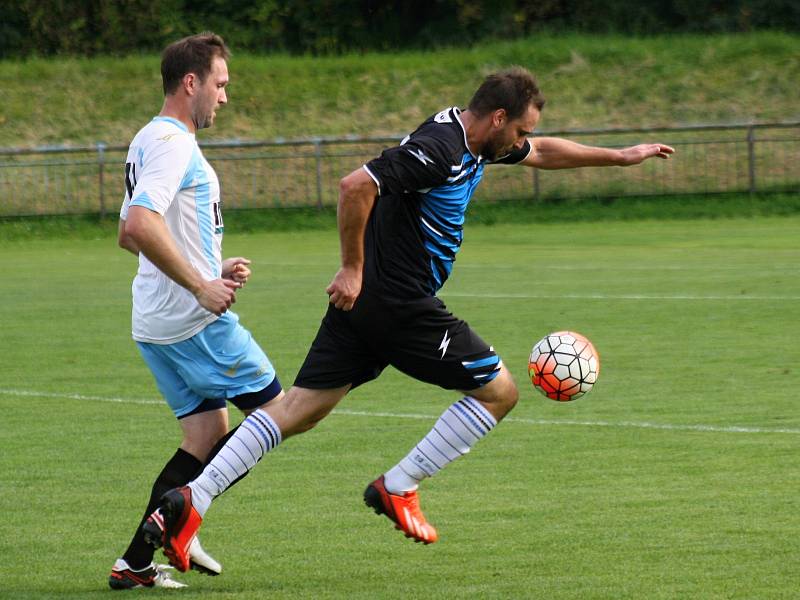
[153,564,189,589]
[108,558,187,589]
[189,536,222,576]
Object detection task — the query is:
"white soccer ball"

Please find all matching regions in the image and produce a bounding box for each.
[529,331,600,401]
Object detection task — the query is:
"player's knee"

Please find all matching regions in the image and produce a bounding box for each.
[505,381,520,409]
[470,371,518,421]
[487,369,519,415]
[496,379,519,414]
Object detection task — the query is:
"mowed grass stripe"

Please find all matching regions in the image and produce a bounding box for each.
[444,292,800,300]
[3,389,800,435]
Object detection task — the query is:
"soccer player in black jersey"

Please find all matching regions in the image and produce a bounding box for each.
[146,67,674,560]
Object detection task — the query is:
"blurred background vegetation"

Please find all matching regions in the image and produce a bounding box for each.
[3,32,799,147]
[0,2,798,231]
[2,0,798,57]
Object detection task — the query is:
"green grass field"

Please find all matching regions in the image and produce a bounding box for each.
[1,213,799,598]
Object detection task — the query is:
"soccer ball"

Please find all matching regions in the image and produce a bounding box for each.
[529,331,600,401]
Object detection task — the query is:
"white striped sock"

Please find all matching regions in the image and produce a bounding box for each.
[384,396,497,493]
[189,409,282,516]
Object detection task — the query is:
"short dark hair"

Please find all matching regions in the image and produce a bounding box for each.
[161,32,230,95]
[468,67,545,120]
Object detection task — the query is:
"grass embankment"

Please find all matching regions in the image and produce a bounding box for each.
[1,31,798,148]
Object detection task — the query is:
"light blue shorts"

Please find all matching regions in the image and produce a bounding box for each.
[137,311,277,418]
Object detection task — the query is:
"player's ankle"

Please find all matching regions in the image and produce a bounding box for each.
[186,482,212,517]
[383,467,419,494]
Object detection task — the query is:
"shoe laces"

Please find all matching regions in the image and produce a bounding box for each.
[400,490,425,518]
[404,490,419,507]
[153,564,186,588]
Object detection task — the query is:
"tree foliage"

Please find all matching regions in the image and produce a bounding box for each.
[1,0,798,57]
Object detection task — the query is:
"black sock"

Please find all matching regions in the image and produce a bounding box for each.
[121,426,254,569]
[122,448,202,570]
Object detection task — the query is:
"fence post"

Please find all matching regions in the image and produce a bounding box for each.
[313,139,323,209]
[747,126,756,194]
[97,142,107,217]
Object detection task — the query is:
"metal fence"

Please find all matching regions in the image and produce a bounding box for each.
[0,122,798,218]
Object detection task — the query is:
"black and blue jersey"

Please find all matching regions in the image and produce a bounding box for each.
[363,107,531,299]
[295,107,521,390]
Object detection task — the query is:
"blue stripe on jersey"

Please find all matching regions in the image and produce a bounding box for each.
[196,181,217,277]
[473,370,501,383]
[152,116,189,132]
[419,153,486,293]
[130,191,155,210]
[462,355,500,370]
[180,146,219,277]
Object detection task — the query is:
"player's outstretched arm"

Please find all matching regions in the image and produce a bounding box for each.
[522,137,674,170]
[125,205,240,315]
[326,167,378,311]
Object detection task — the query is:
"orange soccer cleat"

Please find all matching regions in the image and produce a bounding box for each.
[363,476,439,544]
[141,487,203,573]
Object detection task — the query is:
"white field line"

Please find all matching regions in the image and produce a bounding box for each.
[441,292,800,301]
[247,262,798,273]
[335,409,800,435]
[3,388,799,435]
[456,264,800,272]
[2,389,162,405]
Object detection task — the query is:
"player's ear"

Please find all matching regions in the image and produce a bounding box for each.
[182,72,196,96]
[492,109,506,129]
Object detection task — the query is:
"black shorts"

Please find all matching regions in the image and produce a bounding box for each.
[294,291,501,391]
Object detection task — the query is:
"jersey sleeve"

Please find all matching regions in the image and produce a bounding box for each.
[120,195,130,219]
[491,138,533,165]
[364,133,455,197]
[127,134,195,215]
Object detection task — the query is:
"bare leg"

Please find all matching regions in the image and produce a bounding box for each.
[188,385,349,515]
[371,366,519,543]
[464,365,519,421]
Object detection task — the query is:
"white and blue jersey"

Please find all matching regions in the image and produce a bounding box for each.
[363,107,531,298]
[121,116,279,416]
[120,116,225,344]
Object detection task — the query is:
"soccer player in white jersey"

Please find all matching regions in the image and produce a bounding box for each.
[146,66,674,570]
[108,33,284,590]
